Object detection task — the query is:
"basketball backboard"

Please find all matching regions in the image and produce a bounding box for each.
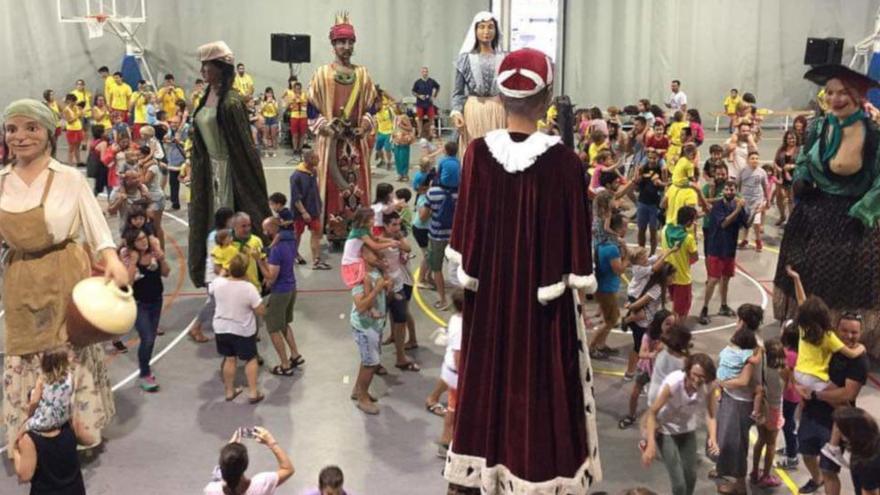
[57,0,146,25]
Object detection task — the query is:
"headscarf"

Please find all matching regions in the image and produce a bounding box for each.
[3,98,57,134]
[458,11,500,55]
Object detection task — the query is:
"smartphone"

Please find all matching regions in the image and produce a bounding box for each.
[238,427,257,439]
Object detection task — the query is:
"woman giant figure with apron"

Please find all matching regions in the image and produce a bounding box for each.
[1,99,128,453]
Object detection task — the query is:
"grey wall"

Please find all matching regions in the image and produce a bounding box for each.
[563,0,880,112]
[0,0,488,109]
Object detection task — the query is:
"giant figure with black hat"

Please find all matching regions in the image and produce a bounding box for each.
[443,48,602,495]
[773,64,880,357]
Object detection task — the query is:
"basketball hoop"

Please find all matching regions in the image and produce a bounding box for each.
[85,13,109,39]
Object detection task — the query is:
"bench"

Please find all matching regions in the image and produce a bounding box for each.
[709,109,815,132]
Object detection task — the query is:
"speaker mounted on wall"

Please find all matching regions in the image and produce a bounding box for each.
[271,33,311,64]
[804,37,844,66]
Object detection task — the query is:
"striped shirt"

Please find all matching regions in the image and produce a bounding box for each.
[426,185,458,241]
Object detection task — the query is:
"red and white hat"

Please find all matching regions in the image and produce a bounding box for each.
[496,48,553,98]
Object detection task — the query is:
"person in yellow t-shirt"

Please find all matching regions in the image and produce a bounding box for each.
[665,111,689,163]
[233,63,255,98]
[42,89,63,141]
[62,94,85,165]
[722,88,741,133]
[100,66,116,103]
[72,79,93,119]
[107,72,133,121]
[373,95,396,169]
[130,80,151,134]
[663,143,704,227]
[283,78,309,155]
[157,73,186,117]
[210,229,239,276]
[91,95,113,130]
[660,205,699,319]
[190,79,205,110]
[231,213,267,291]
[260,87,280,157]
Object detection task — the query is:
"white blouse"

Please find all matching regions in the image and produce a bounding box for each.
[0,159,115,252]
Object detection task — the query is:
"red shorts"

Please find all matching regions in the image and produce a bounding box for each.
[447,387,458,413]
[707,256,736,278]
[294,217,322,237]
[65,130,84,145]
[668,284,693,317]
[289,117,308,135]
[416,106,436,119]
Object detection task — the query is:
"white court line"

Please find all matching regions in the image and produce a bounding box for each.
[0,210,197,455]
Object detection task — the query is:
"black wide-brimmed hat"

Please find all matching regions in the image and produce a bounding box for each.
[804,64,880,94]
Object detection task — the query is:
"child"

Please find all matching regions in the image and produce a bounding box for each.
[438,288,465,457]
[750,338,786,488]
[777,320,801,470]
[665,111,688,163]
[411,173,433,288]
[661,206,699,320]
[211,229,238,276]
[645,121,669,160]
[717,327,760,382]
[63,94,85,166]
[260,87,279,157]
[592,189,617,248]
[589,150,615,194]
[587,130,608,170]
[723,88,741,133]
[303,465,347,495]
[623,249,677,379]
[371,183,396,237]
[716,304,766,423]
[702,144,726,181]
[737,151,770,251]
[392,109,415,182]
[268,192,295,242]
[341,208,397,316]
[25,348,73,433]
[394,188,413,236]
[618,309,674,429]
[437,141,461,189]
[123,205,156,238]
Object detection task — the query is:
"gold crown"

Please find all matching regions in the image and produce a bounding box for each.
[334,11,351,25]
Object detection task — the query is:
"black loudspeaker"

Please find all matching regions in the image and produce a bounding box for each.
[804,37,844,66]
[271,33,311,64]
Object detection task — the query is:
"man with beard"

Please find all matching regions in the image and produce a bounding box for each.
[307,13,378,245]
[233,63,255,99]
[699,179,748,325]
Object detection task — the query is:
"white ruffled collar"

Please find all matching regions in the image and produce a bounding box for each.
[484,130,561,173]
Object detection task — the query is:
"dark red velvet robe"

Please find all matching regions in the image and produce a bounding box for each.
[443,131,602,494]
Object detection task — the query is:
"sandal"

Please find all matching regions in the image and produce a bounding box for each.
[225,387,243,402]
[248,393,265,405]
[405,342,419,350]
[270,364,294,376]
[312,260,331,270]
[289,355,305,368]
[375,365,388,376]
[417,281,436,291]
[295,256,307,265]
[426,402,447,416]
[189,332,210,343]
[351,392,378,402]
[433,301,450,311]
[618,415,636,429]
[395,361,421,372]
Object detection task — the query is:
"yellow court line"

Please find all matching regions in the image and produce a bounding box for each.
[412,267,449,327]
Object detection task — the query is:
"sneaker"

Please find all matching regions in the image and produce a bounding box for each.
[623,372,635,382]
[589,348,609,360]
[698,307,710,325]
[139,375,159,392]
[757,473,782,488]
[738,239,749,249]
[718,305,736,317]
[598,346,620,356]
[112,340,128,353]
[798,479,823,494]
[776,455,799,470]
[821,442,848,468]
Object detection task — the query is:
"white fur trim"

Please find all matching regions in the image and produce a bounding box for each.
[445,245,463,265]
[537,274,597,303]
[568,274,598,295]
[457,264,479,292]
[485,130,561,173]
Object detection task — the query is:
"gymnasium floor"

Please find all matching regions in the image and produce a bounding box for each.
[1,129,877,494]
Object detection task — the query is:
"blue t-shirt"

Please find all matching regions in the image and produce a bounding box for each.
[438,155,461,188]
[413,194,430,229]
[411,77,440,109]
[705,198,748,258]
[595,241,621,293]
[267,238,297,293]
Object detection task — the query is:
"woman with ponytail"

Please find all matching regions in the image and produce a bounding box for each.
[204,426,294,495]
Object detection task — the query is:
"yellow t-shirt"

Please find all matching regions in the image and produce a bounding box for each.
[64,106,83,131]
[284,90,308,118]
[376,106,395,135]
[232,235,265,290]
[108,82,133,111]
[667,121,688,146]
[131,92,149,124]
[92,106,112,129]
[211,244,239,273]
[587,141,608,170]
[104,77,117,102]
[723,95,741,115]
[48,102,62,129]
[796,329,845,382]
[661,227,698,285]
[260,100,278,118]
[671,156,695,187]
[158,86,185,116]
[71,89,93,112]
[190,91,203,110]
[233,73,254,96]
[546,104,558,123]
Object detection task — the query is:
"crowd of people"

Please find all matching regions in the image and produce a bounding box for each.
[2,12,879,495]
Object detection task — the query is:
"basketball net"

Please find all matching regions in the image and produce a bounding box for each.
[85,14,109,39]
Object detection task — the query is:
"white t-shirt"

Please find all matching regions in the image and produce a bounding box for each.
[648,350,685,406]
[209,277,262,337]
[341,238,364,266]
[656,370,708,435]
[204,471,278,495]
[667,91,687,110]
[728,140,749,179]
[371,202,393,228]
[441,314,463,388]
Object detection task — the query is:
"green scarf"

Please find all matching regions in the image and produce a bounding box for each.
[664,224,687,249]
[822,109,865,162]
